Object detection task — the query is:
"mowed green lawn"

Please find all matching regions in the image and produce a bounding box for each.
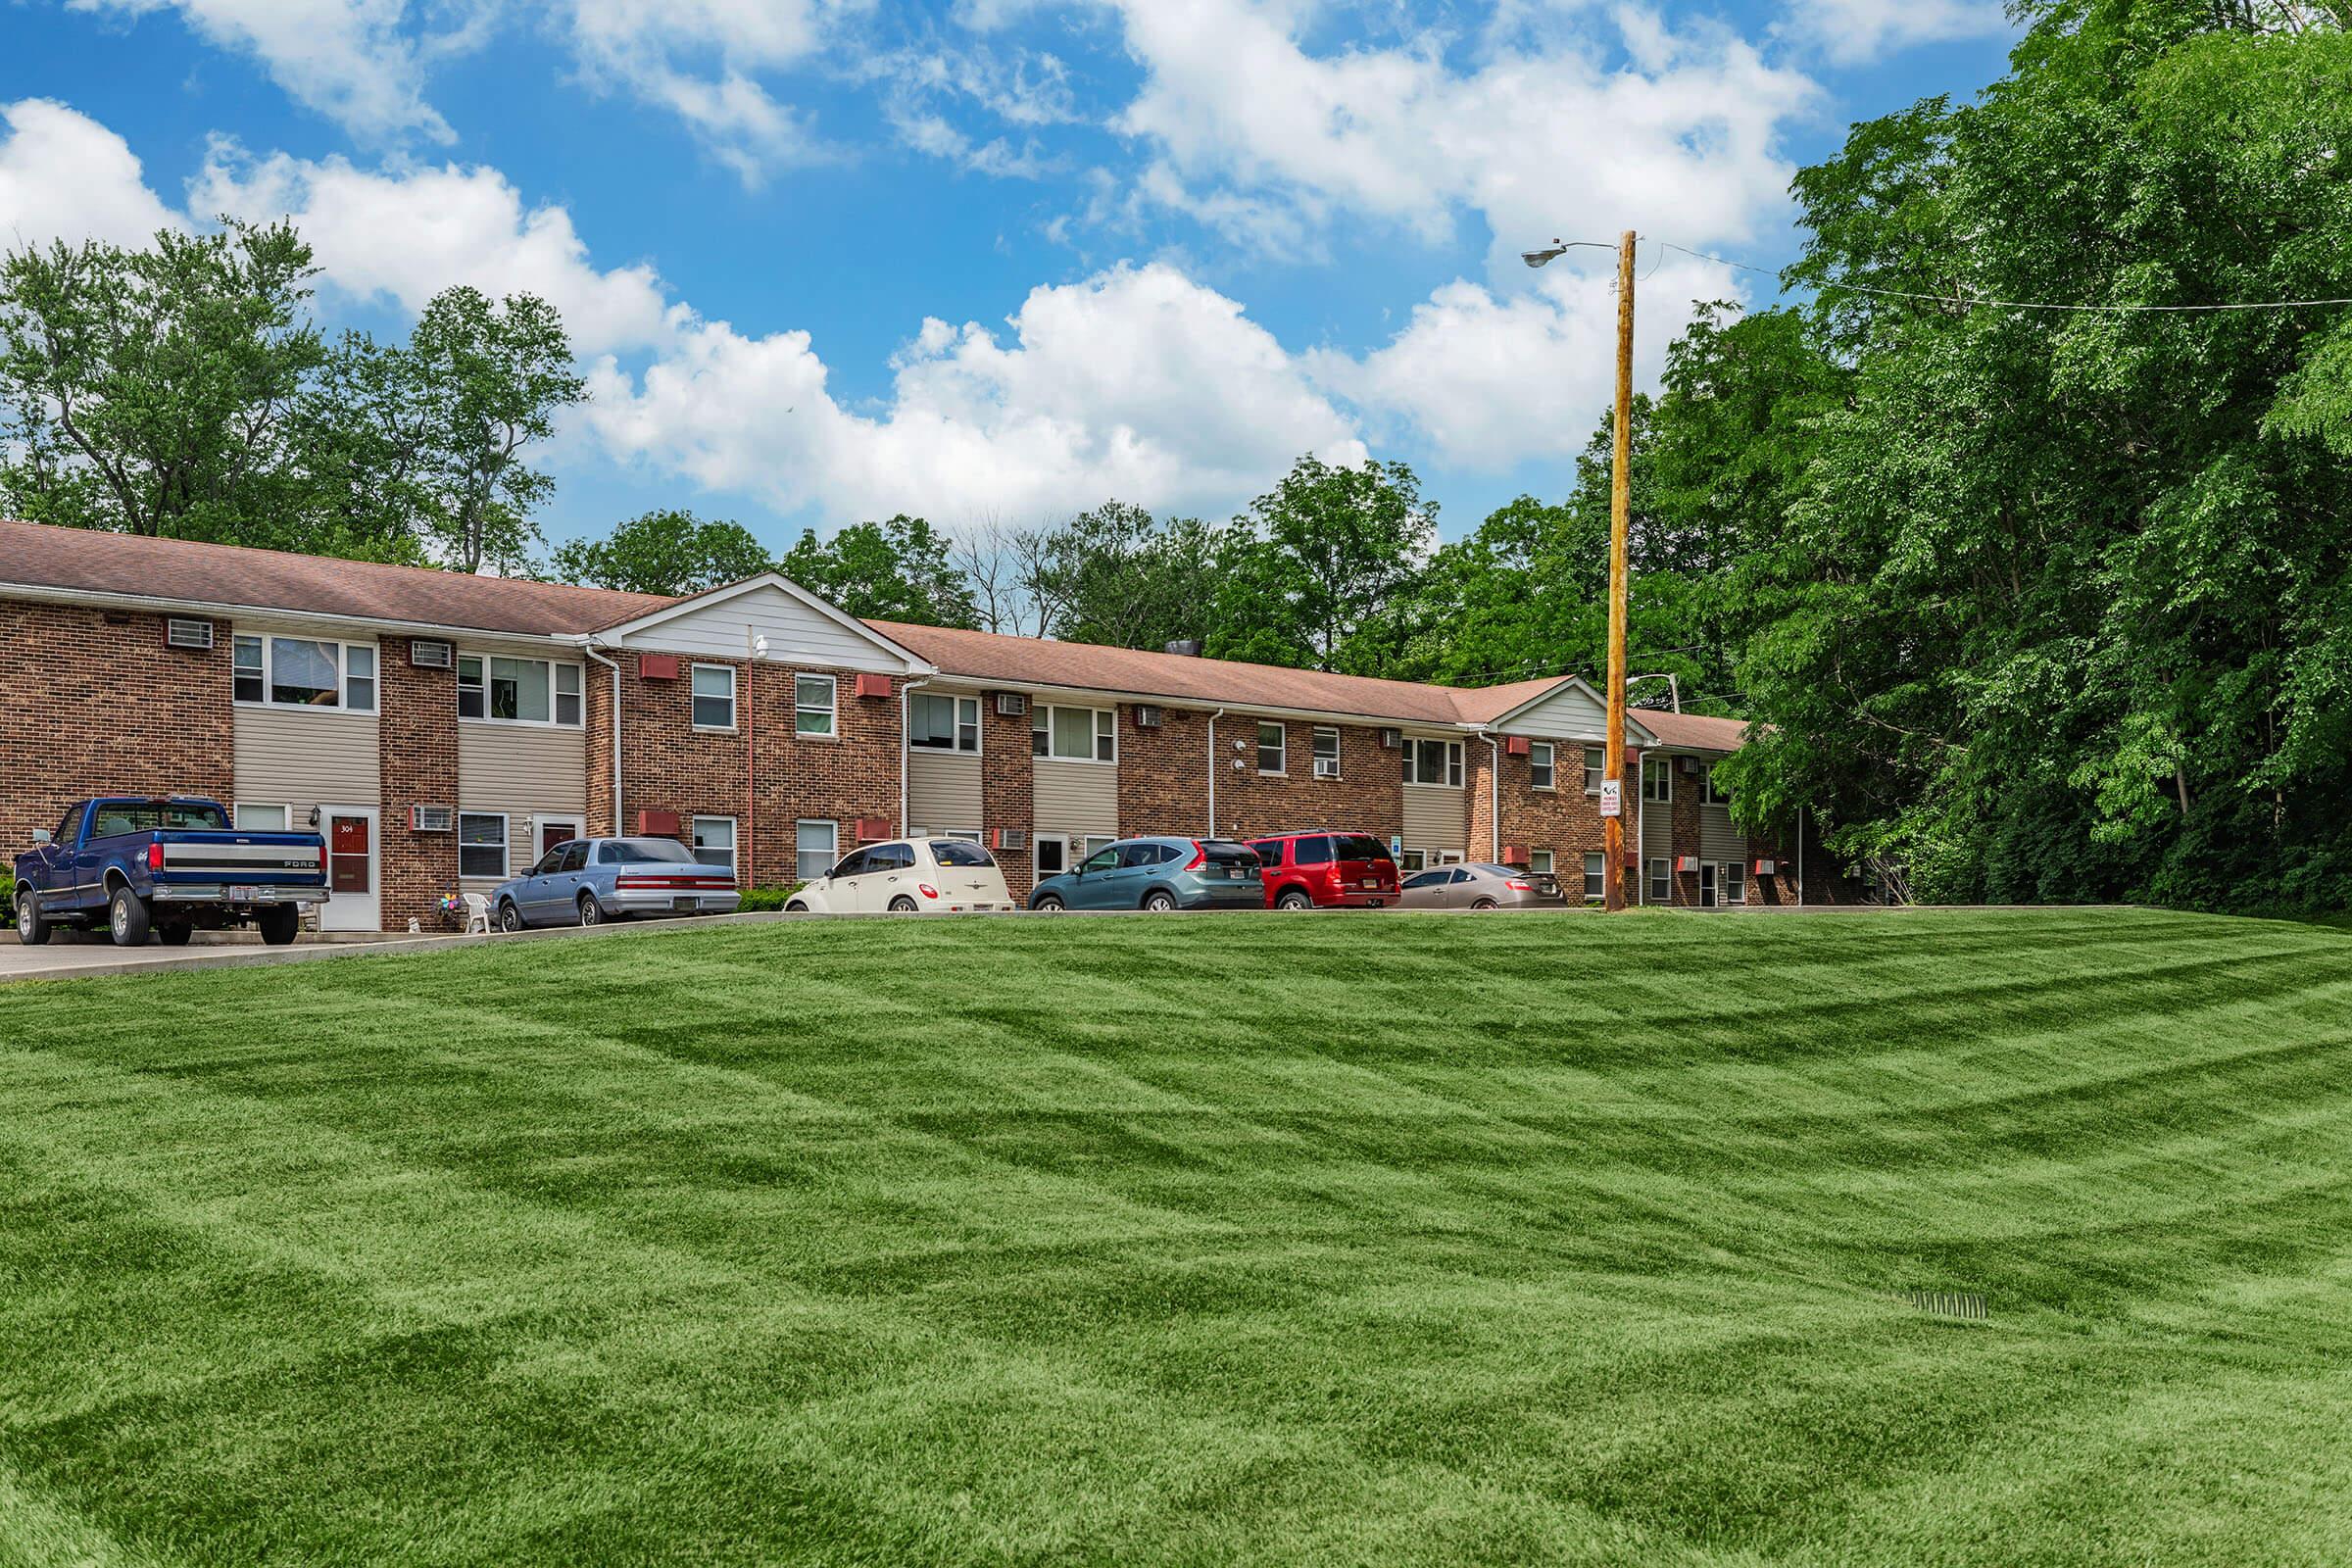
[3,908,2351,1567]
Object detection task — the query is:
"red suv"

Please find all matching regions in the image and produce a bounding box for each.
[1246,831,1400,910]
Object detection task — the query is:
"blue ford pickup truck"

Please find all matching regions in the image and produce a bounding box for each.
[14,797,328,948]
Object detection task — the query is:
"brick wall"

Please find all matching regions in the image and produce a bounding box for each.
[0,601,232,855]
[980,694,1036,899]
[1115,703,1209,839]
[378,638,461,931]
[1206,718,1403,844]
[605,657,900,891]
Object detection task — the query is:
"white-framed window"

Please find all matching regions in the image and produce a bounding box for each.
[1723,861,1746,905]
[1529,742,1555,791]
[235,802,290,832]
[1648,857,1671,902]
[1583,852,1605,903]
[691,816,736,870]
[457,654,583,726]
[1642,756,1674,803]
[1529,850,1554,875]
[796,819,838,882]
[691,663,737,731]
[1584,746,1605,794]
[1032,705,1115,763]
[909,693,980,753]
[458,812,509,879]
[796,674,837,738]
[1312,726,1341,778]
[232,634,377,712]
[1083,835,1117,858]
[1258,721,1287,774]
[1037,837,1067,876]
[1403,738,1463,787]
[1704,762,1732,807]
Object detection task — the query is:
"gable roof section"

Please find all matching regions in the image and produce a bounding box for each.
[1635,709,1752,753]
[0,518,671,636]
[595,572,934,670]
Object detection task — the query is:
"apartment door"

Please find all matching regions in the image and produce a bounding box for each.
[318,806,379,930]
[1698,862,1718,909]
[537,815,583,858]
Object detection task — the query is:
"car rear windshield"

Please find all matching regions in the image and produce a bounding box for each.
[1333,834,1391,863]
[930,841,997,867]
[1202,841,1258,863]
[89,801,230,835]
[608,838,697,863]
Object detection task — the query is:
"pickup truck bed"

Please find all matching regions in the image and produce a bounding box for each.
[15,797,329,947]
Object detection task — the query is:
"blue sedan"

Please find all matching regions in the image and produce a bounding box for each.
[491,836,741,930]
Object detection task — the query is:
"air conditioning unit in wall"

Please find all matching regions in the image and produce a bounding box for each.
[1675,855,1699,872]
[1754,858,1777,877]
[1313,757,1340,778]
[991,828,1029,851]
[855,672,893,699]
[1379,728,1402,750]
[410,638,454,668]
[1504,735,1531,757]
[166,617,214,650]
[1134,705,1163,728]
[1679,757,1702,775]
[411,805,454,832]
[992,692,1026,716]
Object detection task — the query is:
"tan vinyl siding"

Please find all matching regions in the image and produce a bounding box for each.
[233,706,378,823]
[1699,805,1745,863]
[1642,794,1672,858]
[1033,759,1117,836]
[460,723,587,819]
[907,751,983,831]
[1401,783,1467,853]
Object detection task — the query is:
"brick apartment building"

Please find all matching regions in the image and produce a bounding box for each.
[1,519,1847,931]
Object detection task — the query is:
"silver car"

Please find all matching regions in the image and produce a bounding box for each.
[492,836,741,930]
[1396,861,1569,910]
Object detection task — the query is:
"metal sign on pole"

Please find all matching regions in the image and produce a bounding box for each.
[1598,779,1623,818]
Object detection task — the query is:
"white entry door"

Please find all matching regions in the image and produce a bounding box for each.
[318,806,380,930]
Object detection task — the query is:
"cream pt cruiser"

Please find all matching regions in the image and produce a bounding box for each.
[785,838,1016,914]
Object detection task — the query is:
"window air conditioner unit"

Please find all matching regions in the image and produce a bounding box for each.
[991,827,1029,851]
[411,805,454,833]
[994,692,1027,716]
[1133,705,1164,728]
[1379,728,1402,750]
[1679,757,1702,775]
[1753,858,1777,877]
[1313,758,1340,779]
[1675,855,1699,873]
[1504,735,1531,757]
[166,617,214,650]
[855,672,893,699]
[410,638,454,669]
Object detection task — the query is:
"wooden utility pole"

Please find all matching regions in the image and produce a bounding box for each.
[1603,229,1635,911]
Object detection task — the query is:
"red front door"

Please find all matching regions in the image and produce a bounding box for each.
[541,822,574,858]
[328,813,371,895]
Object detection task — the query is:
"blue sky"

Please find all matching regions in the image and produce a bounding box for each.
[0,0,2016,555]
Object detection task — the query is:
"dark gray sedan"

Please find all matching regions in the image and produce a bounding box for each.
[491,836,741,929]
[1396,861,1569,910]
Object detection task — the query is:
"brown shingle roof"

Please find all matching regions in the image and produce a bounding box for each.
[0,518,673,636]
[1635,709,1752,752]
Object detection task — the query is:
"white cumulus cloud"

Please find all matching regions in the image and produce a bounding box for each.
[0,98,183,250]
[1778,0,2010,65]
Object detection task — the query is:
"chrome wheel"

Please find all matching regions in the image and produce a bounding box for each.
[498,902,525,933]
[577,894,603,926]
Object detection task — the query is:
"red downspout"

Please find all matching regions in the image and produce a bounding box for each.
[745,648,757,889]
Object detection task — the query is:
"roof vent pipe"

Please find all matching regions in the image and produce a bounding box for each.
[1165,639,1204,658]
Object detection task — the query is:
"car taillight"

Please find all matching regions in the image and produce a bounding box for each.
[1506,880,1533,892]
[1185,842,1206,871]
[146,843,165,870]
[919,883,940,899]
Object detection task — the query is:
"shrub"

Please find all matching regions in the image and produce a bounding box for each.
[735,885,804,912]
[0,864,12,927]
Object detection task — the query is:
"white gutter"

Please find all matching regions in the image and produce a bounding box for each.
[1204,708,1226,836]
[0,581,591,645]
[898,675,932,840]
[582,642,623,834]
[1635,754,1644,906]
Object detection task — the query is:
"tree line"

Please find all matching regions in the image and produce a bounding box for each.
[5,0,2346,911]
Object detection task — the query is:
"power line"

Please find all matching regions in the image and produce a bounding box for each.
[1656,240,2352,314]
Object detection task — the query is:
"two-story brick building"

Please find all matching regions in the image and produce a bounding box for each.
[1,519,1848,931]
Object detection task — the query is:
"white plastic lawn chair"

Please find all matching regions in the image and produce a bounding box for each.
[462,892,494,935]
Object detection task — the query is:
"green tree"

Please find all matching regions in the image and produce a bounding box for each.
[0,220,327,547]
[780,514,979,626]
[1025,501,1230,651]
[547,509,775,595]
[1711,0,2352,909]
[1210,455,1434,674]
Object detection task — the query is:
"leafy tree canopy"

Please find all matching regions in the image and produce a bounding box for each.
[779,514,979,628]
[546,509,774,596]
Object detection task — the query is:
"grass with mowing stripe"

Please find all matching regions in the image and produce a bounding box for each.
[1,906,2349,1566]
